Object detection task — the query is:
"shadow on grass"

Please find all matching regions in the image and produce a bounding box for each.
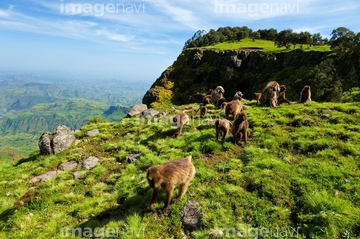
[14,153,39,166]
[72,187,150,237]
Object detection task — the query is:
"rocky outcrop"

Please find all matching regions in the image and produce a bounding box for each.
[38,125,75,155]
[142,48,330,107]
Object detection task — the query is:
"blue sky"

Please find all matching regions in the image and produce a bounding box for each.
[0,0,359,82]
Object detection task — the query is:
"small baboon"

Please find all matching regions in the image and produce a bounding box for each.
[231,112,249,146]
[215,118,232,141]
[278,85,290,104]
[300,85,311,103]
[206,89,214,95]
[216,97,227,109]
[225,99,243,120]
[147,155,196,213]
[202,94,212,105]
[260,81,280,107]
[211,86,225,108]
[195,103,207,117]
[254,92,262,104]
[232,91,243,101]
[172,111,190,137]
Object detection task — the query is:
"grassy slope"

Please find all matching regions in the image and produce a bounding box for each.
[203,38,331,53]
[1,101,360,238]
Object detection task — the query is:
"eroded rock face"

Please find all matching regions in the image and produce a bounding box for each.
[38,125,75,155]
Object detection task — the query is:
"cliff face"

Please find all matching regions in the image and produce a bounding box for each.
[142,49,330,107]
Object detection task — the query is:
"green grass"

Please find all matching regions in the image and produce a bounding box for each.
[0,100,360,238]
[203,38,331,53]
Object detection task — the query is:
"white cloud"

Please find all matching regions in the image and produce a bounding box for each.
[96,29,135,42]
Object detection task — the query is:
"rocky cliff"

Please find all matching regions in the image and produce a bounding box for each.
[143,48,330,107]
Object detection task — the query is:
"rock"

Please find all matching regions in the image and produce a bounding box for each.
[180,201,203,236]
[73,172,82,180]
[142,90,159,108]
[126,153,141,163]
[321,114,332,119]
[58,161,78,171]
[53,133,75,154]
[80,156,99,170]
[29,171,58,184]
[85,129,100,137]
[142,109,159,119]
[38,125,76,155]
[127,104,148,117]
[38,132,53,155]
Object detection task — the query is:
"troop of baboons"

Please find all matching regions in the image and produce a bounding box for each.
[146,82,312,212]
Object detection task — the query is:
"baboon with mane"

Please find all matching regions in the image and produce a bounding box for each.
[260,81,280,107]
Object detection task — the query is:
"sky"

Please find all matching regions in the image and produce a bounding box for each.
[0,0,359,83]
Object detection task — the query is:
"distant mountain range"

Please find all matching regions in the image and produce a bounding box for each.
[0,73,150,160]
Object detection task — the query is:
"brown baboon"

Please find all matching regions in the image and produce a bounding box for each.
[202,94,212,105]
[216,97,227,109]
[260,81,280,107]
[300,85,311,103]
[215,118,232,141]
[211,86,225,108]
[225,99,243,120]
[172,111,190,137]
[195,103,207,117]
[147,155,196,213]
[254,92,262,104]
[231,112,249,146]
[278,85,290,104]
[233,91,243,101]
[206,89,214,95]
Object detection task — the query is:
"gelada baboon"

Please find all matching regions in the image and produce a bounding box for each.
[147,155,196,212]
[195,103,207,117]
[254,92,261,104]
[232,91,243,101]
[300,85,311,103]
[225,99,243,120]
[172,110,191,137]
[260,81,280,107]
[231,112,249,146]
[278,85,290,104]
[211,86,226,108]
[202,89,213,105]
[215,118,232,141]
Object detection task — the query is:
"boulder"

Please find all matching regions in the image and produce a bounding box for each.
[29,171,58,184]
[53,133,75,154]
[85,129,100,137]
[73,172,82,180]
[142,109,159,119]
[38,125,76,155]
[58,161,78,171]
[127,104,148,117]
[80,156,99,170]
[38,132,53,155]
[126,153,141,164]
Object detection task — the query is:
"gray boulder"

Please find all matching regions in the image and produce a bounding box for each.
[58,161,78,171]
[142,109,159,119]
[85,129,100,137]
[38,132,53,155]
[52,125,75,154]
[29,170,58,184]
[127,104,148,117]
[80,156,99,170]
[126,153,141,164]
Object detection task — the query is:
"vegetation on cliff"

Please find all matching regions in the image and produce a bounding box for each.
[143,27,359,108]
[1,100,360,238]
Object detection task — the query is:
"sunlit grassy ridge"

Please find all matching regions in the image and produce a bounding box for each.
[0,101,360,238]
[203,38,331,53]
